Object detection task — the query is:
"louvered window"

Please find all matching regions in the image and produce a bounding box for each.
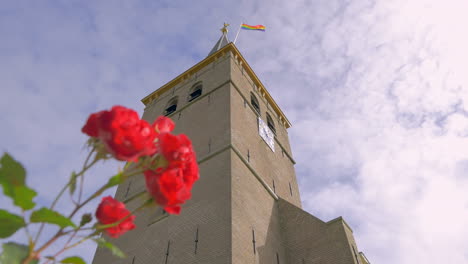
[267,112,276,135]
[251,92,260,114]
[164,97,178,116]
[188,83,203,102]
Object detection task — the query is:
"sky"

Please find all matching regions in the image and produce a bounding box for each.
[1,0,468,263]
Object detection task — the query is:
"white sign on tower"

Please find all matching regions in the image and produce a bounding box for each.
[258,117,275,152]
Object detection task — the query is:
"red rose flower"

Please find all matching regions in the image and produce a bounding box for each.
[82,111,102,137]
[95,196,136,238]
[144,168,187,214]
[81,106,157,162]
[181,158,199,188]
[153,116,175,134]
[158,133,194,165]
[144,133,199,214]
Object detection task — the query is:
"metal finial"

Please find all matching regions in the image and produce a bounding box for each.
[221,22,230,34]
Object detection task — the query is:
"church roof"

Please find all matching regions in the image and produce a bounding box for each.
[207,31,230,57]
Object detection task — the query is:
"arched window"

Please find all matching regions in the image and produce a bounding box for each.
[164,97,178,116]
[250,92,260,114]
[188,82,203,102]
[266,112,276,135]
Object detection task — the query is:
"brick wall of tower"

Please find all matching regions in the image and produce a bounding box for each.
[278,198,359,264]
[93,53,234,264]
[93,152,232,264]
[229,50,303,264]
[340,219,364,264]
[230,150,287,264]
[229,54,302,208]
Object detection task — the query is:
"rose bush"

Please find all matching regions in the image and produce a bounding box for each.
[0,105,199,264]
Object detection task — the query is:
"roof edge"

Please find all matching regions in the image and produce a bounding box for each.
[326,216,354,233]
[141,42,292,128]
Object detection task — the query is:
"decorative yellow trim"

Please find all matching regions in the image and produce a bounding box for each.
[141,43,292,128]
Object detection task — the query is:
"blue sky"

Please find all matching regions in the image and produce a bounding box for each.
[1,0,468,263]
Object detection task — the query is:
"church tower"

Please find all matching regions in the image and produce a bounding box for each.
[92,26,370,264]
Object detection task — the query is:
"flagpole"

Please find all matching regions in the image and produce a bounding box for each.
[233,23,242,44]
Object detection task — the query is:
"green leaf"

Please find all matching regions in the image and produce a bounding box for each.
[0,153,26,194]
[106,172,124,188]
[79,213,92,227]
[0,209,25,238]
[0,153,37,210]
[69,171,78,195]
[0,242,38,264]
[60,256,86,264]
[13,186,37,210]
[93,238,126,258]
[30,207,76,229]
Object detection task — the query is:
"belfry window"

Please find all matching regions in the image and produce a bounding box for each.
[251,92,260,114]
[188,82,203,102]
[266,113,276,135]
[164,97,178,116]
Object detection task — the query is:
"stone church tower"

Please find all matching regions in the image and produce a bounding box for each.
[92,27,370,264]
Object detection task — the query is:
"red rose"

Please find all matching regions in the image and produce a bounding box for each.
[95,196,136,238]
[159,133,199,187]
[144,133,199,214]
[181,158,199,188]
[144,168,187,214]
[81,106,157,162]
[153,116,175,134]
[82,111,102,137]
[158,133,194,165]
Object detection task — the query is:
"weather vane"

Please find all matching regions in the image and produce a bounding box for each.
[221,22,230,34]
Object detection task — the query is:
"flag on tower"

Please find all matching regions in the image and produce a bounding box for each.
[241,24,266,31]
[233,23,266,44]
